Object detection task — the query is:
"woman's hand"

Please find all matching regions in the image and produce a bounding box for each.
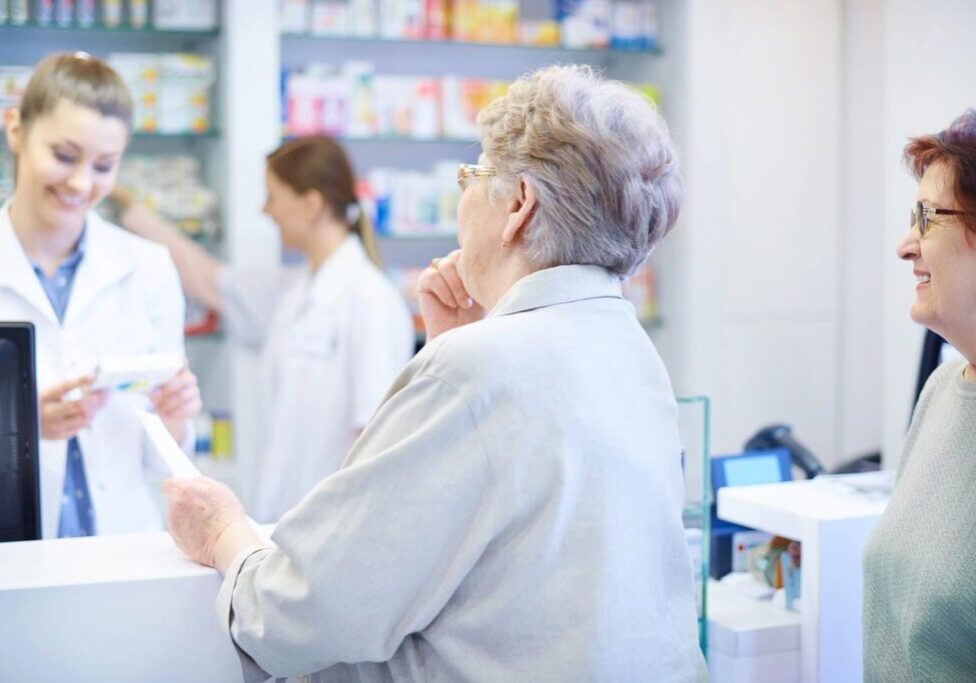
[152,365,202,444]
[163,476,250,569]
[39,374,110,440]
[417,250,486,341]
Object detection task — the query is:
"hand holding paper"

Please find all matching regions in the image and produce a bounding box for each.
[144,409,267,571]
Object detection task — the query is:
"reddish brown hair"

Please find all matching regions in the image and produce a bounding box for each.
[267,135,381,265]
[904,109,976,236]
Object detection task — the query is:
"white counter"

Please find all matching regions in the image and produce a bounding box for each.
[717,474,889,683]
[0,531,255,683]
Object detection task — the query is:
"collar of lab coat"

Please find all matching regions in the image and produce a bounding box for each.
[304,233,369,307]
[0,200,137,327]
[490,264,623,318]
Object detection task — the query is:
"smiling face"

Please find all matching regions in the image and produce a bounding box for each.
[6,98,128,235]
[897,160,976,343]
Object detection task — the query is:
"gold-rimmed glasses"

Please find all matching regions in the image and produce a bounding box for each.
[911,200,975,238]
[457,163,497,191]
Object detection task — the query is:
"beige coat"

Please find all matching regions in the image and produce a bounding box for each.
[218,264,707,682]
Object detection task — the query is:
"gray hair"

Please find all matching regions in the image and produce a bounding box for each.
[477,64,682,276]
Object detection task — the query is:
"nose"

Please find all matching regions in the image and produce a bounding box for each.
[896,229,919,261]
[65,165,92,196]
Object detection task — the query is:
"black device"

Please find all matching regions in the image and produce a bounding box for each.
[0,323,41,542]
[743,424,825,479]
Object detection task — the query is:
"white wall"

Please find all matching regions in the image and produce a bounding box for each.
[219,0,282,503]
[837,0,884,462]
[881,0,976,468]
[670,0,845,465]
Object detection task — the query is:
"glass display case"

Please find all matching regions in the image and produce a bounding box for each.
[677,393,711,653]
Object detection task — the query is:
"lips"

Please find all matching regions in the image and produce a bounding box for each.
[48,187,88,211]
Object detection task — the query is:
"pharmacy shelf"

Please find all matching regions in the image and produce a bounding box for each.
[132,130,220,139]
[379,233,458,240]
[0,23,219,37]
[280,32,660,56]
[282,134,477,146]
[0,25,219,64]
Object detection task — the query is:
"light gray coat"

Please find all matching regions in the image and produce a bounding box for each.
[217,264,707,682]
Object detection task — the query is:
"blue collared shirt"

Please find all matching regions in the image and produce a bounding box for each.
[31,227,95,538]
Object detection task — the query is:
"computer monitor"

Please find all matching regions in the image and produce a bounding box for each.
[711,447,793,495]
[0,322,41,542]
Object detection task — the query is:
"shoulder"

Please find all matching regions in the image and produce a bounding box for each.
[900,358,967,478]
[915,359,965,412]
[413,314,538,387]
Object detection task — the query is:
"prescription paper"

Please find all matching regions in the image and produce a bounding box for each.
[139,411,201,479]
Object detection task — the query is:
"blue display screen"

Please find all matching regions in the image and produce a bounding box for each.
[723,455,784,487]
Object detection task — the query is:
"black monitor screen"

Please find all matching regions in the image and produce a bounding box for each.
[0,323,40,542]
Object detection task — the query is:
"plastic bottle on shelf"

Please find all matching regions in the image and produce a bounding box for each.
[345,61,375,138]
[129,0,149,28]
[55,0,73,26]
[210,410,233,460]
[350,0,376,36]
[9,0,28,25]
[34,0,54,25]
[370,169,393,235]
[280,0,311,33]
[76,0,95,26]
[411,78,440,140]
[193,412,213,456]
[102,0,123,27]
[424,0,449,39]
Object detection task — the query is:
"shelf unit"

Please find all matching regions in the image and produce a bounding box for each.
[279,16,666,313]
[1,0,671,492]
[280,31,661,55]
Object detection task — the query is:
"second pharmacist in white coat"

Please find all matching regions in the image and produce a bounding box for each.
[115,135,414,522]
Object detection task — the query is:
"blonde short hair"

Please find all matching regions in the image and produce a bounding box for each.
[477,64,682,276]
[19,52,132,130]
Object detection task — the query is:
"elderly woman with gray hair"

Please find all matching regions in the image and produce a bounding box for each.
[165,64,706,682]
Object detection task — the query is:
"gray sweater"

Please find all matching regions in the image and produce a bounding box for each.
[863,359,976,681]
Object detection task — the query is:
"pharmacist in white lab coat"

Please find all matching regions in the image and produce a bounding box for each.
[115,135,414,522]
[164,65,707,682]
[0,53,200,538]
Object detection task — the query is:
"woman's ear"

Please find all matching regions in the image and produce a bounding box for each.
[3,108,24,155]
[502,178,537,246]
[302,188,326,219]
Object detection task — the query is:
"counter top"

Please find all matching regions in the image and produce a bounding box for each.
[716,473,889,683]
[717,473,890,540]
[0,532,215,591]
[0,528,273,683]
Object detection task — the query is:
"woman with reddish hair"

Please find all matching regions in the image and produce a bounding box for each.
[863,109,976,681]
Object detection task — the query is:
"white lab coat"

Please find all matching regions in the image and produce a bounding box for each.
[218,265,708,682]
[0,202,186,538]
[220,234,414,522]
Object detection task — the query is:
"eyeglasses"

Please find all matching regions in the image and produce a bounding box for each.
[457,163,497,191]
[910,200,975,238]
